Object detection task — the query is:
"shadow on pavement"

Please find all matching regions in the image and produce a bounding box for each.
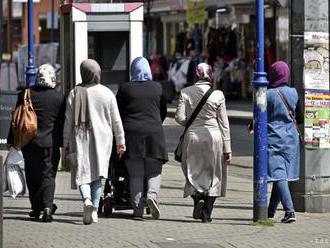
[4,215,81,225]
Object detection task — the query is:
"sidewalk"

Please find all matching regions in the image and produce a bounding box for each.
[3,156,330,248]
[167,100,253,125]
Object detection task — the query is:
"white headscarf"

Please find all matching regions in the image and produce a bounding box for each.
[36,64,56,88]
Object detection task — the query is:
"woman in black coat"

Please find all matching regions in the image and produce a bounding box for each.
[8,64,66,222]
[116,57,168,220]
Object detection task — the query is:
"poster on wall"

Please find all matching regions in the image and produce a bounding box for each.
[304,32,329,90]
[304,90,330,149]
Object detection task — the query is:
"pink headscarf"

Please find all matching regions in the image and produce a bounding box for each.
[195,63,213,83]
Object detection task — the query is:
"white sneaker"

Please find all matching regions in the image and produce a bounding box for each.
[146,198,160,219]
[83,199,93,225]
[92,209,98,223]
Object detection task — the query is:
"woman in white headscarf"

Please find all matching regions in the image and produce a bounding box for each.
[8,64,66,222]
[175,63,232,222]
[63,59,126,225]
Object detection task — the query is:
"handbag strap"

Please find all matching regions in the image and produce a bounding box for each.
[182,86,213,135]
[24,89,32,105]
[275,89,303,140]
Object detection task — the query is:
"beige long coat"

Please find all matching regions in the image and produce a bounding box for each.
[175,81,231,197]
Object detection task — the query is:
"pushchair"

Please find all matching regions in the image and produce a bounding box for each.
[98,144,150,216]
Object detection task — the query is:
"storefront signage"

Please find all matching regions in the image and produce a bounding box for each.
[13,0,40,2]
[304,90,330,149]
[186,0,206,26]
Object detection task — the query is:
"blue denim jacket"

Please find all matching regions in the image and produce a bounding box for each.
[267,85,300,181]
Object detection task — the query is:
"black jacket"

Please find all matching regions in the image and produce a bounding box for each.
[116,81,168,162]
[8,86,66,148]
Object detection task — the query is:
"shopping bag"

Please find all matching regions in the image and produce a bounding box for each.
[3,147,24,193]
[6,163,26,199]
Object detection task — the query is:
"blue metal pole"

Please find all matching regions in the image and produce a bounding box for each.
[252,0,269,222]
[25,0,38,87]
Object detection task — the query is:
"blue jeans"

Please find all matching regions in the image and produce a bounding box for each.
[79,179,102,209]
[268,180,294,215]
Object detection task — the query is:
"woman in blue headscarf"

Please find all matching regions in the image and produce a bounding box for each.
[116,57,168,220]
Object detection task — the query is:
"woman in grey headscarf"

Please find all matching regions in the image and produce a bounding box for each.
[63,59,126,225]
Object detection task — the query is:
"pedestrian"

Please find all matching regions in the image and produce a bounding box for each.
[266,61,301,223]
[63,59,126,225]
[175,63,232,223]
[116,57,168,220]
[7,64,66,222]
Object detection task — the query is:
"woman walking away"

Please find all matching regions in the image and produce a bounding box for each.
[8,64,66,222]
[175,63,232,223]
[267,61,301,223]
[116,57,168,220]
[63,59,126,225]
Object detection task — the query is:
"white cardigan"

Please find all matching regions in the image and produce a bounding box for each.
[63,84,125,185]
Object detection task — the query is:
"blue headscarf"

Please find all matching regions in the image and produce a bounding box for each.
[131,57,152,81]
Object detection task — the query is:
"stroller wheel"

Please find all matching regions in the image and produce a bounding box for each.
[98,197,104,214]
[104,205,113,217]
[146,207,151,215]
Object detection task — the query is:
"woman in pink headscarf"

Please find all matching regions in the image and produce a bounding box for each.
[175,63,232,222]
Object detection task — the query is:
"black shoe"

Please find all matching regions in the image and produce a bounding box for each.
[268,212,275,219]
[52,204,58,215]
[42,208,53,222]
[281,212,296,223]
[201,217,212,223]
[29,210,40,220]
[132,216,144,221]
[193,200,204,219]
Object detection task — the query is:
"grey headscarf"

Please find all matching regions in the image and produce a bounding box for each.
[74,59,101,128]
[80,59,101,84]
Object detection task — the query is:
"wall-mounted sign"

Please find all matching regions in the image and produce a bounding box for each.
[304,32,329,90]
[304,90,330,149]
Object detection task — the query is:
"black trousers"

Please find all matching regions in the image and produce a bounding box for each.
[22,144,60,212]
[192,193,216,220]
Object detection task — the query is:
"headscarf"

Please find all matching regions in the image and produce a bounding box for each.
[269,61,290,88]
[74,59,101,129]
[36,64,56,88]
[131,57,152,81]
[80,59,101,84]
[195,62,213,83]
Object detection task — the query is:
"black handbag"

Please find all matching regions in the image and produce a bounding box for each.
[174,87,213,162]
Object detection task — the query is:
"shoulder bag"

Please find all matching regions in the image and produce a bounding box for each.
[275,89,303,141]
[174,87,213,162]
[11,89,38,148]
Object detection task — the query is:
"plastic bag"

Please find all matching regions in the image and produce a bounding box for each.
[3,147,24,192]
[4,147,26,198]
